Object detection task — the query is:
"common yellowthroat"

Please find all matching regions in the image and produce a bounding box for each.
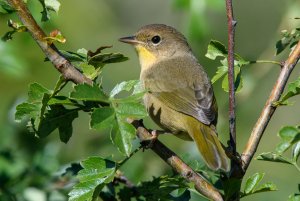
[119,24,229,171]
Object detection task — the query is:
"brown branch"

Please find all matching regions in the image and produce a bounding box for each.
[7,0,92,85]
[225,0,237,157]
[129,119,224,201]
[241,41,300,172]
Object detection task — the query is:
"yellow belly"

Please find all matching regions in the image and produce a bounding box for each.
[144,93,193,141]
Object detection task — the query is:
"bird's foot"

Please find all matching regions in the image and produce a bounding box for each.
[141,130,163,149]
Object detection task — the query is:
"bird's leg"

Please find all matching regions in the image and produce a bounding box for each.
[141,130,165,149]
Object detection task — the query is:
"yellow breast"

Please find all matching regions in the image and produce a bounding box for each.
[135,45,156,69]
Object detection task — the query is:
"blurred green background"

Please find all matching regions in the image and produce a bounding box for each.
[0,0,299,200]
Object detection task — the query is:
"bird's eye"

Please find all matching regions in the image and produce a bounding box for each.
[151,35,161,44]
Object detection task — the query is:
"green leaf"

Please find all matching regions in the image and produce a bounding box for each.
[211,66,227,84]
[276,37,292,55]
[253,182,277,194]
[244,173,265,194]
[48,96,77,106]
[36,105,78,143]
[2,20,27,42]
[110,120,136,156]
[0,0,15,13]
[280,77,300,103]
[69,156,116,201]
[288,193,300,201]
[58,50,86,62]
[114,102,147,119]
[15,102,41,122]
[90,107,115,131]
[88,53,128,68]
[276,126,300,153]
[205,40,227,60]
[39,0,61,22]
[44,29,66,44]
[79,62,101,80]
[110,80,140,98]
[292,142,300,162]
[70,84,109,103]
[256,152,293,165]
[28,82,50,103]
[221,66,243,92]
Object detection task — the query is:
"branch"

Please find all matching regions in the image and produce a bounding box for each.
[129,119,224,201]
[225,0,239,175]
[7,0,92,85]
[241,41,300,172]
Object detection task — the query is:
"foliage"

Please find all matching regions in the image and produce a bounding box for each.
[205,40,249,92]
[0,0,300,201]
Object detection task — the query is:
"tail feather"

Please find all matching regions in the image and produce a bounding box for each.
[189,122,230,172]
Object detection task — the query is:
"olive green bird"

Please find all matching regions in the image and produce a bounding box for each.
[119,24,229,172]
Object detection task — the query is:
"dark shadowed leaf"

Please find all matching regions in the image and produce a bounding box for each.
[88,53,128,68]
[90,107,115,131]
[69,156,116,201]
[0,0,15,13]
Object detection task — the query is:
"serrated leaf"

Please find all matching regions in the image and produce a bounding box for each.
[244,173,264,194]
[15,102,41,122]
[36,105,78,143]
[28,82,50,102]
[205,40,227,60]
[110,120,136,156]
[211,66,227,84]
[70,84,109,103]
[256,152,293,165]
[114,102,147,119]
[68,156,116,201]
[90,107,115,131]
[110,80,140,98]
[276,126,300,153]
[280,77,300,103]
[88,53,128,68]
[79,62,101,80]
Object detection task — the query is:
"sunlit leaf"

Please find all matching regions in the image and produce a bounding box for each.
[79,62,101,80]
[109,80,140,98]
[211,66,227,84]
[276,126,300,154]
[68,157,116,201]
[205,40,227,60]
[256,152,293,165]
[244,173,264,194]
[222,66,243,92]
[39,0,61,21]
[279,77,300,105]
[292,142,300,162]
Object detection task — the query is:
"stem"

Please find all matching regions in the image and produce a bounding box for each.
[117,147,141,168]
[242,41,300,172]
[250,60,282,66]
[225,0,237,162]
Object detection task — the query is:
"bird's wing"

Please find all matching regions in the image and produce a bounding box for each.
[151,84,217,125]
[142,58,217,125]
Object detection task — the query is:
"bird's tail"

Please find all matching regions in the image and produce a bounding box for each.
[188,121,230,172]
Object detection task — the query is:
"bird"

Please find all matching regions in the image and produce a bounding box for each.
[119,24,229,172]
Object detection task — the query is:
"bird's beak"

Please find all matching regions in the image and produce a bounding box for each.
[119,36,142,45]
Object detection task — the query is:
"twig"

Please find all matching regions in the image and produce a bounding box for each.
[241,41,300,172]
[225,0,238,169]
[129,119,224,201]
[7,1,224,200]
[7,0,92,85]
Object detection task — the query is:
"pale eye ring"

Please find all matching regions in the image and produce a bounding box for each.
[151,35,161,44]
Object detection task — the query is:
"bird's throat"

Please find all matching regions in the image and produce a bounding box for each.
[135,45,156,70]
